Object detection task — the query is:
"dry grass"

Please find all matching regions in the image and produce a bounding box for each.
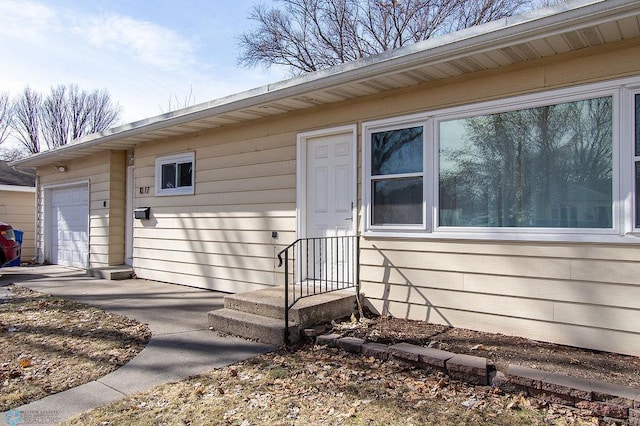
[66,346,601,426]
[0,285,151,411]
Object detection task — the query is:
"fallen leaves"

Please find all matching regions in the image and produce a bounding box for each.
[0,285,151,411]
[338,315,640,391]
[2,286,636,425]
[506,394,528,410]
[66,344,607,426]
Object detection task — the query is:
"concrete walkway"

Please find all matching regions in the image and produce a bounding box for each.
[0,265,273,424]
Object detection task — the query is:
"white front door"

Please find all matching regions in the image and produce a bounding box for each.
[300,126,356,285]
[306,131,355,238]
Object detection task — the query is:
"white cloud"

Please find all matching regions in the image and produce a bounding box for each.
[0,1,290,127]
[0,0,57,40]
[74,15,198,70]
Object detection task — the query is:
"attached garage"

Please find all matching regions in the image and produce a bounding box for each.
[47,184,89,269]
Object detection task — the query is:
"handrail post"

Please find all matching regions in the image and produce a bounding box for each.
[284,249,290,346]
[355,235,360,298]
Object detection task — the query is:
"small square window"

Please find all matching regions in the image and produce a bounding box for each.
[155,153,194,196]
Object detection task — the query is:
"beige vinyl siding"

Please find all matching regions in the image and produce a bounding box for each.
[0,189,35,260]
[35,184,44,263]
[108,151,126,265]
[360,239,640,356]
[37,151,126,268]
[132,130,297,292]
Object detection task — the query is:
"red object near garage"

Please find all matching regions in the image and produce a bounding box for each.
[0,222,20,267]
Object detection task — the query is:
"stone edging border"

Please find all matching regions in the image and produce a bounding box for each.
[316,334,640,425]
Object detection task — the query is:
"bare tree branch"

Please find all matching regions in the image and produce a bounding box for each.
[0,92,11,146]
[159,86,197,114]
[69,85,92,141]
[9,84,121,155]
[0,146,27,162]
[12,87,41,154]
[238,0,542,74]
[86,89,121,134]
[42,85,70,149]
[67,85,121,138]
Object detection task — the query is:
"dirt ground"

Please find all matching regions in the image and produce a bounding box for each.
[334,315,640,390]
[67,346,604,426]
[0,285,151,411]
[2,283,639,425]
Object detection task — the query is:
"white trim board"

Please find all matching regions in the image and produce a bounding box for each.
[0,185,35,193]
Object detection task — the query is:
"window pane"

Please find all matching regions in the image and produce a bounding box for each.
[161,164,176,189]
[373,178,423,225]
[439,96,613,228]
[372,126,423,175]
[177,162,192,187]
[636,95,640,227]
[636,162,640,228]
[636,94,640,156]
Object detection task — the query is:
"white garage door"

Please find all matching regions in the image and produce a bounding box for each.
[50,185,89,269]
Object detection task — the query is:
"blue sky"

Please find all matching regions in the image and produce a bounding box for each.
[0,0,289,124]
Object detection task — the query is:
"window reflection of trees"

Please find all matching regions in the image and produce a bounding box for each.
[371,126,424,225]
[372,126,423,175]
[635,94,640,228]
[440,97,613,228]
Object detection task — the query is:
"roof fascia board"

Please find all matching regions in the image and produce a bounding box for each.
[0,184,36,192]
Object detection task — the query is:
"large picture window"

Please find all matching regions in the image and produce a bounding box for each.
[155,153,194,196]
[439,97,613,228]
[362,79,640,241]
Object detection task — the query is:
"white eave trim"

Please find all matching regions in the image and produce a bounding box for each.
[0,184,36,193]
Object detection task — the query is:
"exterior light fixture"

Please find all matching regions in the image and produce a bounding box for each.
[55,165,67,172]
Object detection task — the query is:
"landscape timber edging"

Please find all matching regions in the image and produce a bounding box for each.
[315,334,640,425]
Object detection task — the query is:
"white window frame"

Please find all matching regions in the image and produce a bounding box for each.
[362,76,640,243]
[363,115,431,232]
[630,88,640,233]
[155,152,195,196]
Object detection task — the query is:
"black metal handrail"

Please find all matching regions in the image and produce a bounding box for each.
[277,235,360,345]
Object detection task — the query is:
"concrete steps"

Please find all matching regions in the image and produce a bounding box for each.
[208,308,299,345]
[87,266,133,281]
[208,287,357,346]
